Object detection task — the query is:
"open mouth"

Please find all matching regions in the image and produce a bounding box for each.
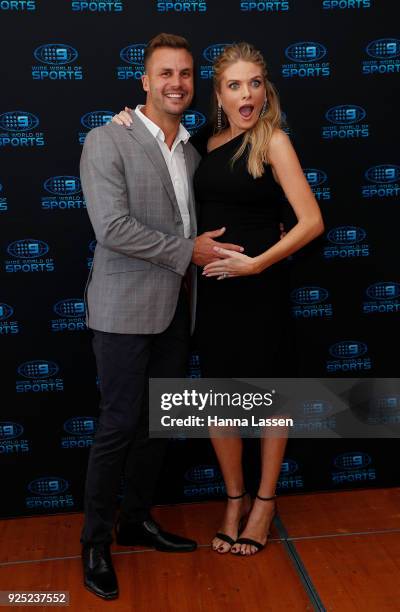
[239,105,254,118]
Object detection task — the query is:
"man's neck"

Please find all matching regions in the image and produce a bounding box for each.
[141,105,181,150]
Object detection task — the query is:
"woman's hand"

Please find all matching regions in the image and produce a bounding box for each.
[111,107,133,126]
[202,247,261,280]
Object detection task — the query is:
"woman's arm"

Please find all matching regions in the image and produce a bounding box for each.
[203,129,324,278]
[254,128,324,271]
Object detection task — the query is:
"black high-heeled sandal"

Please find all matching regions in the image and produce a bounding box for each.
[232,494,277,554]
[213,491,250,552]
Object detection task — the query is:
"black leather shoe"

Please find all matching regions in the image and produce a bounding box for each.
[116,518,197,552]
[82,543,119,600]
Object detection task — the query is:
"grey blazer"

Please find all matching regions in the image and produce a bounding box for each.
[80,120,201,334]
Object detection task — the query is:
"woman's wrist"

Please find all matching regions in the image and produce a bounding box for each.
[252,256,265,275]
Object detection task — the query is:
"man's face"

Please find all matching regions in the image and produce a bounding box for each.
[142,47,194,118]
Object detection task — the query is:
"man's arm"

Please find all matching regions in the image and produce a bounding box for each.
[80,126,194,277]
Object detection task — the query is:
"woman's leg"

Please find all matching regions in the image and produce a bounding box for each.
[231,431,288,555]
[210,431,252,553]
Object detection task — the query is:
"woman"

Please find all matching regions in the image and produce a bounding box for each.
[112,42,324,556]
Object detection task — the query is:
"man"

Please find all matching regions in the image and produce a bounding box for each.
[80,33,242,600]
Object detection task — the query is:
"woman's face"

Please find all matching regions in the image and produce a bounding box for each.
[216,60,266,134]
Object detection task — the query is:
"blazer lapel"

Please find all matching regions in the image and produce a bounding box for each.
[126,120,180,215]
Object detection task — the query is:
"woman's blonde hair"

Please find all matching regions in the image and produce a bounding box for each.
[212,42,282,178]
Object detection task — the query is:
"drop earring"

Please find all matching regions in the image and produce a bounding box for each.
[260,99,268,117]
[217,104,222,130]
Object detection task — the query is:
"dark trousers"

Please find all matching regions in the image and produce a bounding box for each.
[81,289,189,545]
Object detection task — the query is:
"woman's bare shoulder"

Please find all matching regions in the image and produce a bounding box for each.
[269,128,290,149]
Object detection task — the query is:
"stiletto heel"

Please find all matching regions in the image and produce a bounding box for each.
[232,494,276,555]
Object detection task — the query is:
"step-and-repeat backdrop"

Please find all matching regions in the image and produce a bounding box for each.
[1,0,399,517]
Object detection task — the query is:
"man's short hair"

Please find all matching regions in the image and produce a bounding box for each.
[144,33,192,68]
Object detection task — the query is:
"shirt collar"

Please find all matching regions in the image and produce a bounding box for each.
[135,105,190,146]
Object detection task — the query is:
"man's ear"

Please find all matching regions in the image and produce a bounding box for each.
[141,74,149,92]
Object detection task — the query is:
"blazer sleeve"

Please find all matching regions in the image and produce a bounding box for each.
[80,126,194,277]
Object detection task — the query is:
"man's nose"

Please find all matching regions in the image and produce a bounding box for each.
[169,73,182,88]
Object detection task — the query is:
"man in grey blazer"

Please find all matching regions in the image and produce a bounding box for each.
[80,33,242,600]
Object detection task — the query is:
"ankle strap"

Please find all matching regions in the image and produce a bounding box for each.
[256,494,277,501]
[226,491,247,499]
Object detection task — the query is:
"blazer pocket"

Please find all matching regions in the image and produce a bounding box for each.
[106,257,151,274]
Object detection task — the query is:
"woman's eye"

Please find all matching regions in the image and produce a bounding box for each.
[252,80,261,87]
[228,83,239,89]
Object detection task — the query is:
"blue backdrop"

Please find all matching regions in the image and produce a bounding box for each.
[1,0,399,517]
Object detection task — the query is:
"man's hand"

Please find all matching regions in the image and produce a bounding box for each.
[192,227,244,267]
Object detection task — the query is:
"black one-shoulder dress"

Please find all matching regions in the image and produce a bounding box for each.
[193,132,291,377]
